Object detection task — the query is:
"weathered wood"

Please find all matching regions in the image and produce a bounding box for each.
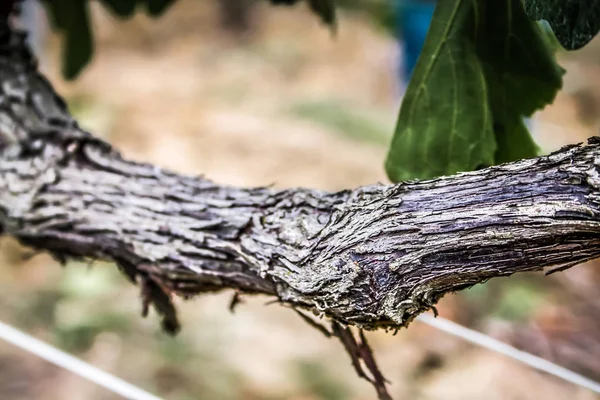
[2,17,600,335]
[3,7,600,397]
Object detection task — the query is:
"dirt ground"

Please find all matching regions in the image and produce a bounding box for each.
[1,1,600,399]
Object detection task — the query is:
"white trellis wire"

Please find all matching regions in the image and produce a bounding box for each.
[417,314,600,394]
[0,320,163,400]
[1,315,600,399]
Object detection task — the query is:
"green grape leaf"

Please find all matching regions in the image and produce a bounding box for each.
[100,0,137,18]
[385,0,563,182]
[144,0,177,17]
[43,0,93,80]
[522,0,600,50]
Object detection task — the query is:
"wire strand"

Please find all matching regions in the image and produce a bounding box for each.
[417,314,600,394]
[0,320,163,400]
[2,314,600,398]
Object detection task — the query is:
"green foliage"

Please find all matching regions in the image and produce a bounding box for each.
[42,0,335,80]
[270,0,336,26]
[37,0,598,181]
[43,0,93,80]
[294,360,350,400]
[288,99,392,145]
[305,0,336,26]
[537,21,564,52]
[41,0,177,80]
[53,313,132,352]
[12,289,62,329]
[145,0,177,16]
[323,0,395,34]
[385,0,564,182]
[57,262,121,298]
[493,282,547,321]
[522,0,600,50]
[463,278,549,322]
[52,263,133,352]
[99,0,137,17]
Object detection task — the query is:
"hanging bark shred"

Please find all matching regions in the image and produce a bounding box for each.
[331,322,391,400]
[228,290,244,313]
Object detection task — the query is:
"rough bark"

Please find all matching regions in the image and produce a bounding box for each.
[2,16,600,331]
[2,11,600,399]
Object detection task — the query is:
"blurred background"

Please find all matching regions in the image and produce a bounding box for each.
[1,0,600,399]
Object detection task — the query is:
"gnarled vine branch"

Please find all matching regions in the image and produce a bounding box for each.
[1,11,600,399]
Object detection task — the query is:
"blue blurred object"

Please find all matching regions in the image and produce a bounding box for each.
[396,0,436,82]
[394,0,534,131]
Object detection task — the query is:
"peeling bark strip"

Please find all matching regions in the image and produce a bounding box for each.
[2,13,600,399]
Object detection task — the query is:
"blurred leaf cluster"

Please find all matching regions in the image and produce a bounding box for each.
[9,262,133,352]
[40,0,599,183]
[463,278,549,323]
[289,99,392,145]
[42,0,175,80]
[42,0,342,80]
